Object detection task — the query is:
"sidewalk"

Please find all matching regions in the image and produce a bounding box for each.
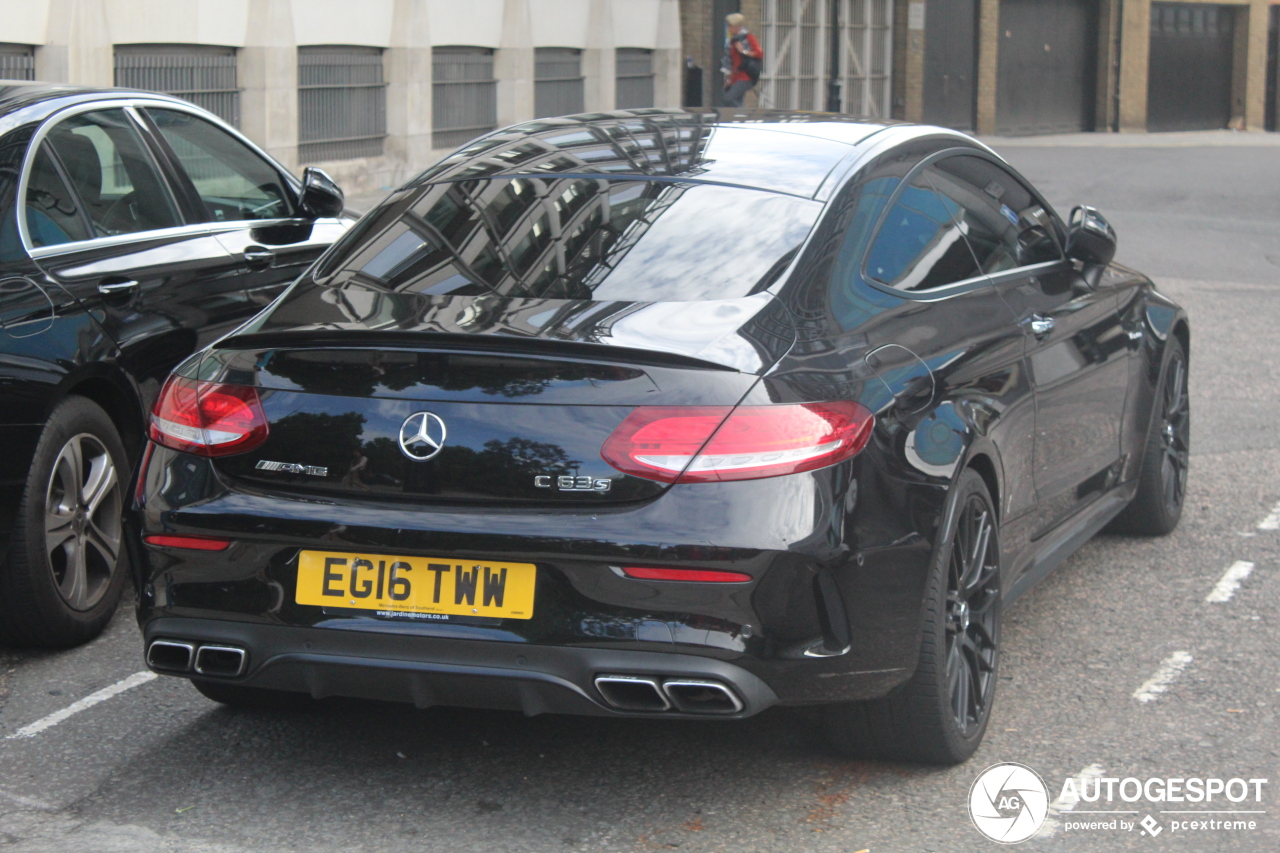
[980,129,1280,148]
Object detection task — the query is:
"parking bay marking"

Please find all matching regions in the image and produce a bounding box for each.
[4,671,157,740]
[1132,652,1193,703]
[1258,501,1280,530]
[1037,764,1121,838]
[1205,561,1255,603]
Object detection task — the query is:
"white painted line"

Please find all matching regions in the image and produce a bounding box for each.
[0,788,55,811]
[1259,501,1280,530]
[1205,561,1255,603]
[1037,763,1106,837]
[1133,652,1193,703]
[4,671,157,740]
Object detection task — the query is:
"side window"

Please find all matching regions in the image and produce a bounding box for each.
[931,155,1063,273]
[865,169,984,292]
[145,109,292,222]
[44,109,181,238]
[25,146,92,248]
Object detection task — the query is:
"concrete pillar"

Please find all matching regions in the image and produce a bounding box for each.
[38,0,112,87]
[1243,0,1269,130]
[496,0,534,126]
[974,0,999,135]
[386,0,433,184]
[584,0,615,111]
[240,0,298,169]
[1117,0,1151,132]
[900,0,924,123]
[653,0,682,108]
[1095,0,1122,131]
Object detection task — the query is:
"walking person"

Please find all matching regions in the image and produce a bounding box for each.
[721,12,763,107]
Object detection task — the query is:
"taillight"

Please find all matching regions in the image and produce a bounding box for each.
[149,375,268,457]
[601,402,874,483]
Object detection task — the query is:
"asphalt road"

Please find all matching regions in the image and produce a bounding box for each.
[2,136,1278,853]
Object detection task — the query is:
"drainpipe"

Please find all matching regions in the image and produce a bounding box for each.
[826,0,842,112]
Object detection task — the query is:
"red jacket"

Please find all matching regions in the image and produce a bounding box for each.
[726,31,763,85]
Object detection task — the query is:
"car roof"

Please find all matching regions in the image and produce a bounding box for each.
[0,80,193,126]
[410,109,912,199]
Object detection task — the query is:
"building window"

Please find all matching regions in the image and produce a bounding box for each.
[433,47,497,150]
[298,46,387,162]
[114,44,239,126]
[535,48,585,118]
[616,48,654,109]
[0,44,34,81]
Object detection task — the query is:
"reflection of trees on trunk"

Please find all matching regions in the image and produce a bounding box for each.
[264,411,367,478]
[399,436,580,498]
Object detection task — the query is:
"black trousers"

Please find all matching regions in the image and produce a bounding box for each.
[723,79,755,107]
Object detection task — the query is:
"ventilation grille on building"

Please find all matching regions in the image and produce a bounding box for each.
[535,47,585,118]
[616,48,655,109]
[114,45,240,127]
[433,47,497,150]
[298,46,387,162]
[0,44,35,82]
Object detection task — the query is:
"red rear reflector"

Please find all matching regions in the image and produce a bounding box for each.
[149,375,268,457]
[143,534,231,551]
[620,567,753,583]
[601,402,874,483]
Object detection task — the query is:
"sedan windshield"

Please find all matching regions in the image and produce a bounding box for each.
[317,177,821,303]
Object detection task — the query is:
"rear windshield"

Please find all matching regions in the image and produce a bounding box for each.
[316,177,821,303]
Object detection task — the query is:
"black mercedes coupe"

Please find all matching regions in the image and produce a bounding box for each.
[0,83,351,648]
[132,109,1190,763]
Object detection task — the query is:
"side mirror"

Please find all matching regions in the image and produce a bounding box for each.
[299,167,345,219]
[1066,205,1117,267]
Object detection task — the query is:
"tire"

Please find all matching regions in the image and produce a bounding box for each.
[191,679,310,710]
[0,397,130,648]
[1108,338,1189,536]
[824,468,1001,764]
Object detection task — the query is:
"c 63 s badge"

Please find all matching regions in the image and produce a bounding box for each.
[535,475,612,493]
[256,460,329,477]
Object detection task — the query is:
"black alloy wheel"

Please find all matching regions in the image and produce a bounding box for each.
[1110,338,1189,536]
[825,468,1001,764]
[945,492,1000,737]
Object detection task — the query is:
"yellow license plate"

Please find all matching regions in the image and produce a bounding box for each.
[296,550,536,619]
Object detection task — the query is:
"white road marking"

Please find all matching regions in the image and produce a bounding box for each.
[1205,561,1255,603]
[4,671,157,740]
[1133,652,1193,703]
[0,788,55,811]
[1259,501,1280,530]
[1036,763,1107,837]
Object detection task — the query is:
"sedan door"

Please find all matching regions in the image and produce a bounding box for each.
[139,107,350,309]
[930,154,1131,535]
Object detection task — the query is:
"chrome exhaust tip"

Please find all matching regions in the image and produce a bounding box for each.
[663,679,744,714]
[193,645,247,678]
[146,639,195,672]
[593,675,670,712]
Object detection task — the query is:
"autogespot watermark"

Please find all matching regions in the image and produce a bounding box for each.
[967,763,1268,844]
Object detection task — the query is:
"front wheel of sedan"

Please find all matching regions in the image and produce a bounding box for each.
[1109,337,1189,536]
[0,397,129,648]
[825,468,1001,764]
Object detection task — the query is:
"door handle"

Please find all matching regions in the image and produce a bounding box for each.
[97,279,139,296]
[1022,314,1055,338]
[243,247,274,268]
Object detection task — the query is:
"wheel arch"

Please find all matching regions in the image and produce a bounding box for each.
[965,452,1001,522]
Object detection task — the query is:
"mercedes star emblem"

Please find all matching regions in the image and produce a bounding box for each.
[398,412,447,461]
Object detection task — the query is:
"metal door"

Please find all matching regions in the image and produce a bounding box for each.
[923,0,977,130]
[1148,4,1235,132]
[996,0,1097,136]
[1265,6,1278,131]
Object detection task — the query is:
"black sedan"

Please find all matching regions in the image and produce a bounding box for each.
[132,109,1189,763]
[0,83,351,648]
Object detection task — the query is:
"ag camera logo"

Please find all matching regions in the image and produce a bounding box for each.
[969,763,1050,843]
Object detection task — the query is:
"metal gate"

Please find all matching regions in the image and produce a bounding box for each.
[1268,5,1278,131]
[757,0,893,118]
[114,45,240,127]
[0,44,35,81]
[923,0,977,130]
[1148,4,1235,131]
[996,0,1097,136]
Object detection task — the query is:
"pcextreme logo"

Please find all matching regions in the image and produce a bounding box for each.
[968,763,1269,844]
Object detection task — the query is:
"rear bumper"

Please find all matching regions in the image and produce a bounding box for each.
[143,616,780,719]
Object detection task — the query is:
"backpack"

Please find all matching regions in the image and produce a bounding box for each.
[731,34,763,83]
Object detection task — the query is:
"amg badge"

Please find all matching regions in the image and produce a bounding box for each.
[534,475,612,493]
[255,460,329,477]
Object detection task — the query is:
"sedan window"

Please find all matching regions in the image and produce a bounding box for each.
[145,108,292,222]
[25,145,93,247]
[865,171,985,292]
[44,109,181,238]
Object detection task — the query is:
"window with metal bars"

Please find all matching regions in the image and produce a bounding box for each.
[114,44,240,126]
[298,46,387,162]
[433,47,497,150]
[0,44,34,81]
[616,48,655,109]
[535,48,585,118]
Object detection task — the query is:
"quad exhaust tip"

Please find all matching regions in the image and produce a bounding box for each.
[594,675,743,714]
[147,639,247,678]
